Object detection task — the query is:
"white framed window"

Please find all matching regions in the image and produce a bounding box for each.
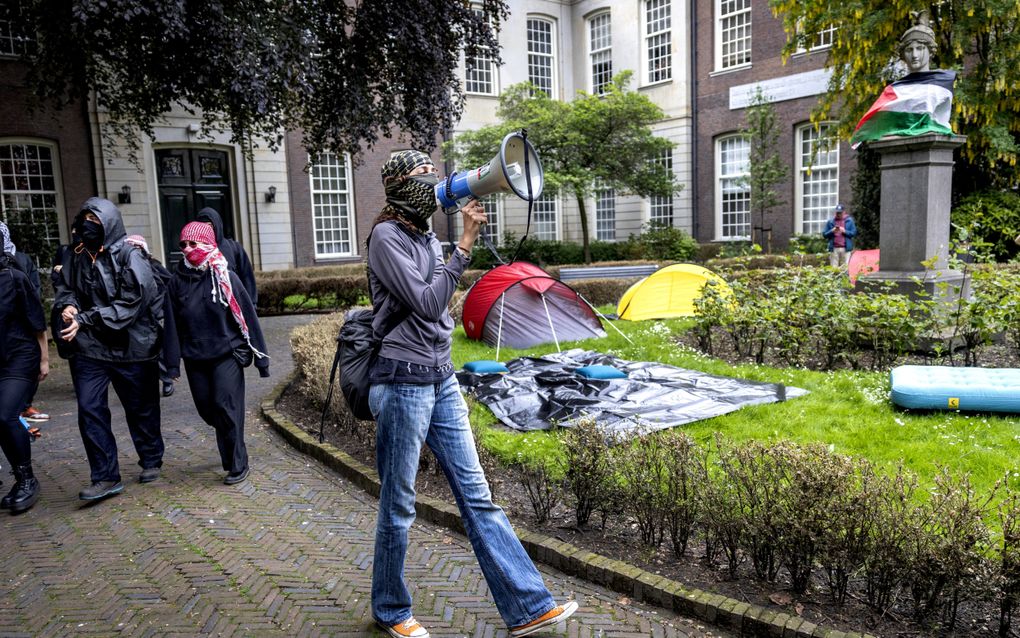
[716,0,751,70]
[588,12,612,95]
[0,3,33,58]
[465,5,498,95]
[644,0,672,84]
[796,123,839,235]
[309,152,357,258]
[795,22,836,53]
[479,195,501,246]
[595,185,616,241]
[0,140,63,261]
[648,148,674,226]
[715,135,751,240]
[533,192,559,240]
[527,17,556,97]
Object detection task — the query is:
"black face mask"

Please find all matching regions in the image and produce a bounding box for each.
[80,220,104,250]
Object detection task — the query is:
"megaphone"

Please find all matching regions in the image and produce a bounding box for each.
[436,131,543,212]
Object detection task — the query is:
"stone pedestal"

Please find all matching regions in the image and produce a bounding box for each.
[858,133,968,305]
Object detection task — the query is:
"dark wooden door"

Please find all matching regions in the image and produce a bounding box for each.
[156,148,234,265]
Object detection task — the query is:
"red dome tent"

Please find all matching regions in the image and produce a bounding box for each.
[462,262,606,351]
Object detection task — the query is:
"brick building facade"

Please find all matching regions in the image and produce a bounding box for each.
[693,0,856,250]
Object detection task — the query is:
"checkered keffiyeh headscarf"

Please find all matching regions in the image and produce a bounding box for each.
[0,221,15,255]
[381,150,434,185]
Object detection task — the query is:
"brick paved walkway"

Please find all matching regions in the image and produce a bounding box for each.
[0,315,729,638]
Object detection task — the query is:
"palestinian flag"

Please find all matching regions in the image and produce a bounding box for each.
[850,70,956,148]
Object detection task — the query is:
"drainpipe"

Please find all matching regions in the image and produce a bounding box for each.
[690,0,700,241]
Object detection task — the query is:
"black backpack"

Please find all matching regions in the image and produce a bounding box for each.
[329,307,405,422]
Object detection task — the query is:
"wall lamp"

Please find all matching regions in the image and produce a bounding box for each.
[264,185,277,203]
[118,185,131,204]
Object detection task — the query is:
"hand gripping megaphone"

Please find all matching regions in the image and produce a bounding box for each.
[436,131,544,212]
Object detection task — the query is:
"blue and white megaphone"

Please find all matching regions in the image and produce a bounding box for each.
[436,131,544,212]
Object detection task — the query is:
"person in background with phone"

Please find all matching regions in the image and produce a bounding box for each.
[365,150,577,638]
[823,203,858,268]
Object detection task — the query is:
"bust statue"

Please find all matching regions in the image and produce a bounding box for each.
[898,11,936,74]
[850,10,955,147]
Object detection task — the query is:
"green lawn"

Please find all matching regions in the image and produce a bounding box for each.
[454,307,1020,496]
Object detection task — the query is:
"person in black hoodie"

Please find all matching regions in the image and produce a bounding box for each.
[166,221,269,485]
[0,222,47,425]
[54,197,165,502]
[194,208,257,305]
[0,251,48,514]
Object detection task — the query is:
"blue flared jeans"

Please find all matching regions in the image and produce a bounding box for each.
[368,376,554,628]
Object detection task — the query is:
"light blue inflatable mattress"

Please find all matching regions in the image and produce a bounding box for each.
[890,365,1020,413]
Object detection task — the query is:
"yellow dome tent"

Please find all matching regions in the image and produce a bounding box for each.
[617,264,732,321]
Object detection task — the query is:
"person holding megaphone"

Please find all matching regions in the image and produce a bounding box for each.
[365,149,577,638]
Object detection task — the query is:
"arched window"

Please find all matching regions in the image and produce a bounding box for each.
[588,12,612,95]
[526,16,556,97]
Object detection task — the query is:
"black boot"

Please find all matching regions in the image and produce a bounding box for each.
[8,464,39,514]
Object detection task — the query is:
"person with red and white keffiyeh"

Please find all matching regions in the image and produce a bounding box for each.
[165,222,269,485]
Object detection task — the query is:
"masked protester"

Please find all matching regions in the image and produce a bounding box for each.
[0,222,47,426]
[53,198,165,501]
[165,222,268,485]
[0,250,48,514]
[366,151,577,638]
[194,207,257,305]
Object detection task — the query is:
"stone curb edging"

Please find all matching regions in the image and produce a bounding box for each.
[260,374,876,638]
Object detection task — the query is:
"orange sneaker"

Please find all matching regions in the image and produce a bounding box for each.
[379,617,429,638]
[21,407,49,422]
[509,601,578,637]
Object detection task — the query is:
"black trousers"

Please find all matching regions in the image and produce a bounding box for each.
[185,355,248,474]
[71,357,163,483]
[0,377,33,469]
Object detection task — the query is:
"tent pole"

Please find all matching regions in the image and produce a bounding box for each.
[495,292,506,361]
[576,292,635,345]
[541,293,561,352]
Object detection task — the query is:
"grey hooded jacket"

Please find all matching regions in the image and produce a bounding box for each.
[367,220,470,368]
[53,197,162,362]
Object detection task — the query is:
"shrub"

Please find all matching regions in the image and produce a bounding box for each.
[562,419,616,527]
[567,278,634,308]
[617,430,670,548]
[951,189,1020,262]
[998,479,1020,637]
[905,469,995,628]
[788,233,827,255]
[622,223,699,262]
[512,455,563,524]
[862,467,917,612]
[257,275,369,314]
[660,431,707,558]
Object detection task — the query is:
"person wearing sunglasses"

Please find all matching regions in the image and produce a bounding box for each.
[164,222,269,485]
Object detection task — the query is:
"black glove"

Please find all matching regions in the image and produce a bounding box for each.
[258,367,271,378]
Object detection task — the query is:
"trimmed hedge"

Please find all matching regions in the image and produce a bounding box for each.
[257,275,369,314]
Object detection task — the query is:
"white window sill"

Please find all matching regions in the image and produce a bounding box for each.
[640,78,674,90]
[710,64,752,77]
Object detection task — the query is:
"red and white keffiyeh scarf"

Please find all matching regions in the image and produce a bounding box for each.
[180,222,267,360]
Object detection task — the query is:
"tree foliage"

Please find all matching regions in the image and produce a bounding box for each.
[445,72,679,262]
[740,89,788,253]
[5,0,507,159]
[770,0,1020,185]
